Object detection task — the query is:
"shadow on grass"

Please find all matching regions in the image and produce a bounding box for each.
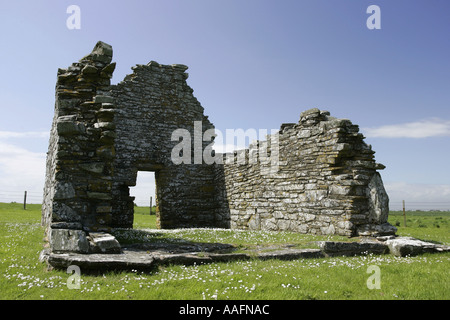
[111,228,236,254]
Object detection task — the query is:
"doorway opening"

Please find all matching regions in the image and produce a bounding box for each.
[129,171,157,228]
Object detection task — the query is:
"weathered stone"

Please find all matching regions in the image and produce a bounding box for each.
[96,205,112,213]
[94,95,114,104]
[51,222,83,230]
[385,237,450,257]
[53,182,75,200]
[42,231,448,271]
[50,229,89,253]
[366,172,389,223]
[96,145,115,159]
[51,202,79,222]
[319,241,388,257]
[88,232,121,253]
[81,41,113,64]
[356,223,397,237]
[171,64,189,71]
[87,192,113,200]
[300,108,320,119]
[248,214,260,230]
[43,246,322,271]
[257,249,324,260]
[56,120,85,136]
[101,62,116,77]
[81,65,98,74]
[46,250,156,271]
[96,108,115,121]
[80,162,105,174]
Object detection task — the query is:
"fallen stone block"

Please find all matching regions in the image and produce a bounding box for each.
[385,237,450,257]
[88,232,122,254]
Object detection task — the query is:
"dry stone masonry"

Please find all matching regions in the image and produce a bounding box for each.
[216,108,395,237]
[42,41,396,256]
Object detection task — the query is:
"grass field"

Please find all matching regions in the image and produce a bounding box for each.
[0,202,448,300]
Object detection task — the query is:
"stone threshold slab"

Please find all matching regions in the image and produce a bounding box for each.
[41,236,450,272]
[43,248,324,271]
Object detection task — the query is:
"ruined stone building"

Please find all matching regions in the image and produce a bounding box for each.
[42,42,395,254]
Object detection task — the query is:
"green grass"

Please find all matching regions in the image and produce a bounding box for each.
[124,208,349,251]
[0,203,449,300]
[388,210,450,244]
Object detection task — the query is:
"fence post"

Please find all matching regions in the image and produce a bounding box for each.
[402,200,407,227]
[23,191,27,210]
[150,196,153,215]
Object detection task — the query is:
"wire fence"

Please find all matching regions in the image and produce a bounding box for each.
[0,190,156,207]
[389,201,450,211]
[1,190,449,210]
[0,190,43,204]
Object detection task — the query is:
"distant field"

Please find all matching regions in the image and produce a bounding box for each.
[0,203,448,300]
[388,210,450,244]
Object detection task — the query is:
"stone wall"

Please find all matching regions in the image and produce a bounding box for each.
[216,108,393,237]
[42,42,118,251]
[108,61,218,229]
[42,42,219,238]
[42,41,395,254]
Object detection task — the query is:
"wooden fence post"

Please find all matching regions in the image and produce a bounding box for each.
[150,196,153,215]
[23,191,27,210]
[402,200,407,227]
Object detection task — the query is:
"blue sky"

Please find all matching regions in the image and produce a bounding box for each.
[0,0,449,210]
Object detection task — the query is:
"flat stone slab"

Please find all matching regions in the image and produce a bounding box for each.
[385,237,450,257]
[257,249,324,260]
[41,236,450,272]
[126,241,235,254]
[42,247,324,271]
[45,249,156,271]
[318,240,388,257]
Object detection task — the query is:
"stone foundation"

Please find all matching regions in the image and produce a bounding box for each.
[40,235,450,271]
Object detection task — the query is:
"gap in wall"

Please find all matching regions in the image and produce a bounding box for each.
[130,171,157,217]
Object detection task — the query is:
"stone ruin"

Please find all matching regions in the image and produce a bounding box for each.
[42,41,397,258]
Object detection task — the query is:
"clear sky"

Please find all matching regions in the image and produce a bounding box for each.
[0,0,449,210]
